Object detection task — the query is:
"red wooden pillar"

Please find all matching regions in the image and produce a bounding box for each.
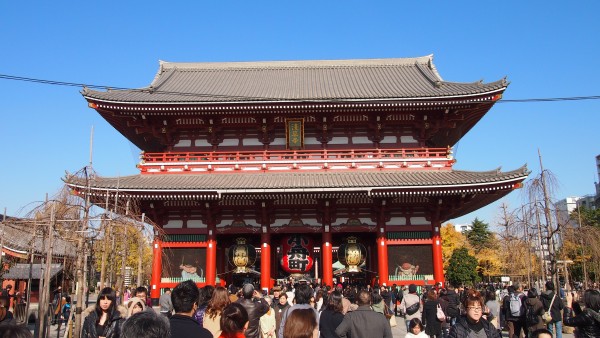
[322,231,333,287]
[206,225,217,286]
[150,237,162,304]
[376,200,389,287]
[261,232,271,291]
[377,234,389,287]
[432,222,444,285]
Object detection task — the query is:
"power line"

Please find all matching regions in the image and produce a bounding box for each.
[1,73,600,104]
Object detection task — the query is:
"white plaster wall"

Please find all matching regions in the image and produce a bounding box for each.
[187,220,206,228]
[387,217,407,225]
[380,136,397,144]
[400,136,418,144]
[410,217,430,225]
[271,138,286,146]
[242,138,263,146]
[195,139,212,147]
[164,220,183,228]
[174,139,192,147]
[351,136,371,144]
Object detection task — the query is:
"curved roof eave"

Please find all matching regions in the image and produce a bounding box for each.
[82,86,507,107]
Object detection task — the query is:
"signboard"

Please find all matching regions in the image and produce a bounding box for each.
[285,118,304,149]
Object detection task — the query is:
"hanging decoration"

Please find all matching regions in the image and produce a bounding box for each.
[228,238,257,273]
[337,236,367,273]
[281,234,314,275]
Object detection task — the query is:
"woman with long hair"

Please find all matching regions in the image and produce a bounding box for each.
[283,308,318,338]
[318,291,344,338]
[314,289,325,312]
[563,289,600,338]
[218,303,249,338]
[195,285,216,326]
[448,289,500,338]
[421,290,442,338]
[82,287,125,338]
[204,286,232,338]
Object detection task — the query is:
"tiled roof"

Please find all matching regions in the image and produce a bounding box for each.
[0,221,76,257]
[82,55,507,104]
[3,263,62,280]
[64,166,528,193]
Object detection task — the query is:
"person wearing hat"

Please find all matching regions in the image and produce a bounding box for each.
[271,286,282,309]
[401,284,422,332]
[236,283,269,338]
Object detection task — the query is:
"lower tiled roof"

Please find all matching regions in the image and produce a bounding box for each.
[3,263,62,280]
[1,222,76,257]
[64,166,529,193]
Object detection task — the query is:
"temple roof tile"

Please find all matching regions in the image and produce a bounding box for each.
[82,55,507,104]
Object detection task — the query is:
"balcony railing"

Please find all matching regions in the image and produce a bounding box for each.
[138,148,455,173]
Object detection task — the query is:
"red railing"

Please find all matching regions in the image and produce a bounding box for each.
[138,148,454,173]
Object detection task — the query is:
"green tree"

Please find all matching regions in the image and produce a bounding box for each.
[465,218,494,253]
[441,223,469,271]
[446,247,480,287]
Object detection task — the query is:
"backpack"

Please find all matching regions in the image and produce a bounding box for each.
[526,303,538,327]
[509,293,525,317]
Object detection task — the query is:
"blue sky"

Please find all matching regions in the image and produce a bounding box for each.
[1,1,599,229]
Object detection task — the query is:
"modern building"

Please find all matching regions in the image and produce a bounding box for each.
[453,223,473,233]
[65,55,528,304]
[578,195,597,211]
[555,197,581,227]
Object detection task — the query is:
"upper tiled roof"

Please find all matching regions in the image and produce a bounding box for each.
[82,55,507,104]
[65,166,528,193]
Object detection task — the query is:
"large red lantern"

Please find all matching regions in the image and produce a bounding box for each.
[280,234,314,274]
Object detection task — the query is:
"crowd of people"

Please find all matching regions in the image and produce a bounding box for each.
[2,279,600,338]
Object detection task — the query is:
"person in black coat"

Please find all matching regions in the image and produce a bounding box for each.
[421,290,442,338]
[237,283,269,338]
[448,289,500,338]
[540,281,563,337]
[319,291,345,338]
[563,289,600,338]
[169,280,212,338]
